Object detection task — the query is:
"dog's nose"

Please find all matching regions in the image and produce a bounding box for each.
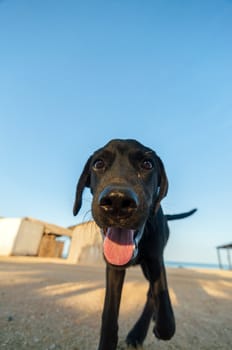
[98,186,139,217]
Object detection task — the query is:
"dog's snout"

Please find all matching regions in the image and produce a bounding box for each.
[98,186,139,217]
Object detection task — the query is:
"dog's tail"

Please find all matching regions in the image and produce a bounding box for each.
[166,208,197,221]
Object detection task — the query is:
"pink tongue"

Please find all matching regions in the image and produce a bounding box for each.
[103,228,135,266]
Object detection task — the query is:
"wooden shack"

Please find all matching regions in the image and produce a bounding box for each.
[0,217,73,258]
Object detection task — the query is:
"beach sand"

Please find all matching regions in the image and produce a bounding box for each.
[0,256,231,350]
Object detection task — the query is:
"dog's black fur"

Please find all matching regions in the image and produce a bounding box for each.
[73,139,196,350]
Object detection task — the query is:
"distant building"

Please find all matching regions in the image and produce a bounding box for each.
[0,217,72,258]
[216,243,232,270]
[68,221,104,264]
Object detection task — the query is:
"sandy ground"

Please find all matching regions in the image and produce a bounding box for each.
[0,257,231,350]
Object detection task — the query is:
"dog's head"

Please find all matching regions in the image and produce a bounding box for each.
[73,139,168,268]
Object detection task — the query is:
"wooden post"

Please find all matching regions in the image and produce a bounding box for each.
[217,248,223,269]
[227,248,232,270]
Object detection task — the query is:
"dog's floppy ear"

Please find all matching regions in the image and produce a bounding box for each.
[154,155,169,213]
[73,156,92,216]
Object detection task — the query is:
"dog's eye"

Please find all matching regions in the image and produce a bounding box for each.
[141,159,154,170]
[93,159,105,170]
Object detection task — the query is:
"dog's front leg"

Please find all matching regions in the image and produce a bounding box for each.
[98,265,126,350]
[152,264,175,341]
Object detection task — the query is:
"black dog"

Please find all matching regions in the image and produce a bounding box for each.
[73,139,196,350]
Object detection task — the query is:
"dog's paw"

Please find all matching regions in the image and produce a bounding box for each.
[118,339,144,349]
[153,323,175,341]
[125,336,144,349]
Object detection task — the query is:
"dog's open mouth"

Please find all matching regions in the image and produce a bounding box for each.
[103,227,136,266]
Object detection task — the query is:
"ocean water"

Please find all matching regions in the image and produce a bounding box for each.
[165,261,230,270]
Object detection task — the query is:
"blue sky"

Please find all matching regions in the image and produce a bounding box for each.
[1,0,232,264]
